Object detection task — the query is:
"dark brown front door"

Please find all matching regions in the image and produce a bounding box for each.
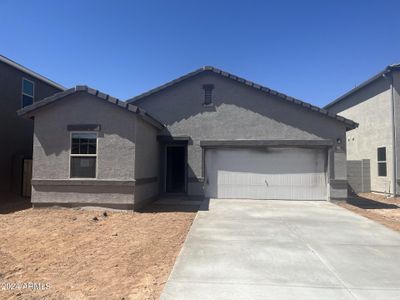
[166,146,186,193]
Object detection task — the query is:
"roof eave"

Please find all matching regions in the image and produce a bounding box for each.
[17,88,76,118]
[17,86,165,130]
[324,64,400,110]
[0,54,66,91]
[127,66,357,128]
[126,67,206,103]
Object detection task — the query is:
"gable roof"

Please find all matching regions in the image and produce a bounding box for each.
[324,63,400,110]
[126,66,357,129]
[0,54,66,91]
[17,85,165,130]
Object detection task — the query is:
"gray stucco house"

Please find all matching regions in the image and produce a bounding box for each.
[0,55,64,196]
[18,67,357,209]
[325,64,400,195]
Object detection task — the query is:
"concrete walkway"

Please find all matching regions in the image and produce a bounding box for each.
[161,199,400,300]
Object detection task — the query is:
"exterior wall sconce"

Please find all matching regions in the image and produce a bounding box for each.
[336,138,342,151]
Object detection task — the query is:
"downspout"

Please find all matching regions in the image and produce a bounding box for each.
[386,70,397,196]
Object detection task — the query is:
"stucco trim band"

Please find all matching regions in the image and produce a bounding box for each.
[31,179,135,186]
[200,139,334,148]
[33,202,134,210]
[157,136,191,143]
[67,124,101,131]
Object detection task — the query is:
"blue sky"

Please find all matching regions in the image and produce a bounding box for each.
[1,0,399,106]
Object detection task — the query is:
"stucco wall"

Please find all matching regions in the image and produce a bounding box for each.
[135,71,348,198]
[0,61,62,193]
[31,93,137,207]
[332,76,393,193]
[133,117,160,206]
[393,71,400,193]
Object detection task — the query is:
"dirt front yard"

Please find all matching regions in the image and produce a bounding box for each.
[0,196,197,300]
[339,192,400,232]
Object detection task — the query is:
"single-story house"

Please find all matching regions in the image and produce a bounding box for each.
[18,66,357,210]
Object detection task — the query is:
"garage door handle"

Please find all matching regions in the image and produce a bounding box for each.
[265,179,268,186]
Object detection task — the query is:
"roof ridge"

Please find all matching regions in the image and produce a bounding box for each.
[388,63,400,69]
[126,66,357,129]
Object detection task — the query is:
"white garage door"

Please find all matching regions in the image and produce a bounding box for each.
[204,148,327,200]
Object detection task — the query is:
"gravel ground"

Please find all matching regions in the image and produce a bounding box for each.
[6,192,398,299]
[339,192,400,232]
[0,196,196,300]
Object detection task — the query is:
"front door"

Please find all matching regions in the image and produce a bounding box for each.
[166,146,186,193]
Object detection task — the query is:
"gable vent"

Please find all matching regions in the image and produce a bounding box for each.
[202,84,214,105]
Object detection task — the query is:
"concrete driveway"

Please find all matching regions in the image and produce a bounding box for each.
[161,199,400,300]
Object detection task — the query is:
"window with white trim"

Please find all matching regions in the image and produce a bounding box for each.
[22,78,34,107]
[377,147,387,177]
[70,132,97,178]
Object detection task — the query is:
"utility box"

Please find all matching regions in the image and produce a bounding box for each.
[347,159,371,193]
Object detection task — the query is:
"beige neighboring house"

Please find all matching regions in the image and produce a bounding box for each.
[325,64,400,195]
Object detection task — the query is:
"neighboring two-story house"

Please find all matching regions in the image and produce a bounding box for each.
[0,55,65,196]
[325,64,400,195]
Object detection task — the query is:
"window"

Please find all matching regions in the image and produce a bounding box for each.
[22,78,34,107]
[377,147,387,177]
[202,84,214,105]
[70,132,97,178]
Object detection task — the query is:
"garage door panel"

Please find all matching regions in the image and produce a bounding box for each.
[205,148,327,200]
